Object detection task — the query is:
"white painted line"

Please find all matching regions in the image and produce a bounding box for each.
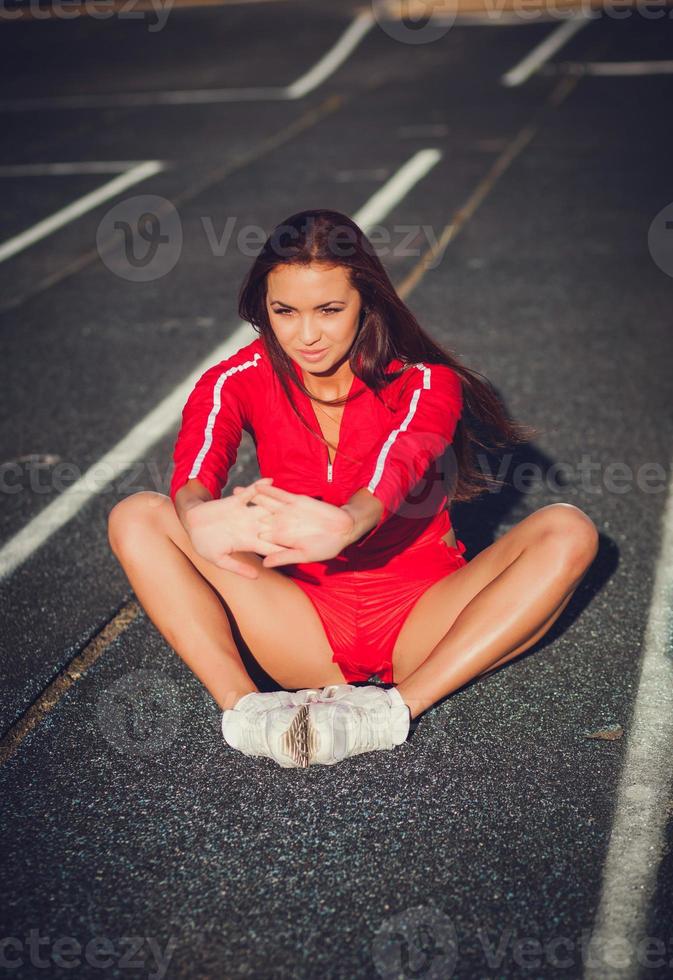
[0,161,164,265]
[0,11,374,112]
[0,147,441,580]
[0,161,159,176]
[500,13,592,86]
[285,9,374,99]
[0,87,288,110]
[583,474,673,978]
[570,59,673,76]
[353,148,442,233]
[0,324,257,581]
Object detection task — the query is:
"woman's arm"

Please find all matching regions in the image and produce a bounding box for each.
[173,478,213,533]
[339,487,384,547]
[351,362,463,547]
[169,350,261,504]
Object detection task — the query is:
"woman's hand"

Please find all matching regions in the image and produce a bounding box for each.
[184,480,291,579]
[236,478,356,567]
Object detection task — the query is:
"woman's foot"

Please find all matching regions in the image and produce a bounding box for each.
[221,687,331,767]
[308,685,411,764]
[317,682,421,737]
[221,685,411,768]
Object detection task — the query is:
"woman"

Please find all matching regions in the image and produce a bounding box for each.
[107,209,599,770]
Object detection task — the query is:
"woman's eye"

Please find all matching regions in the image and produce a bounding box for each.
[275,308,340,315]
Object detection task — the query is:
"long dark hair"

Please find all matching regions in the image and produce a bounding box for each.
[238,208,537,503]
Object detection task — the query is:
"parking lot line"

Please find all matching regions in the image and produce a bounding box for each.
[501,13,594,87]
[0,11,375,111]
[0,161,165,265]
[583,473,673,978]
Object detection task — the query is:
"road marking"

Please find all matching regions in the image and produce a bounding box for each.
[501,13,593,86]
[285,10,375,99]
[0,161,164,265]
[553,59,673,76]
[396,122,536,293]
[0,93,345,314]
[0,11,374,111]
[0,323,256,582]
[0,601,143,765]
[0,161,157,176]
[582,473,673,978]
[353,148,441,232]
[0,146,440,582]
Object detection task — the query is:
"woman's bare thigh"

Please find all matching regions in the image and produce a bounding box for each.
[137,493,349,690]
[391,503,597,682]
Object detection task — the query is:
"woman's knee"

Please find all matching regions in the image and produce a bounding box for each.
[107,491,169,552]
[536,503,600,567]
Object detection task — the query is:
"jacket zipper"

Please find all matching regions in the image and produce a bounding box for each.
[327,458,333,483]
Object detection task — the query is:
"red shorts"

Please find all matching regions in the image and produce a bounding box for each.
[281,531,468,684]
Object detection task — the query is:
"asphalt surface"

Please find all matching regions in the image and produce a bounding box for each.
[1,2,672,978]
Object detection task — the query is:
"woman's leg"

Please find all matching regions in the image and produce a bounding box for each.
[107,492,348,711]
[391,503,599,719]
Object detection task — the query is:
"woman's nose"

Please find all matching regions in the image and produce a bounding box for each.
[298,318,322,344]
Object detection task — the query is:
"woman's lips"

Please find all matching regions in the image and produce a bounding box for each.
[298,348,328,359]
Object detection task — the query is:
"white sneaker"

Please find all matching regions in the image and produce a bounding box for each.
[307,685,411,764]
[221,685,411,768]
[232,688,324,712]
[221,687,334,767]
[221,696,317,768]
[317,683,400,709]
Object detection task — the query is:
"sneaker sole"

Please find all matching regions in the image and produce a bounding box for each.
[280,704,319,767]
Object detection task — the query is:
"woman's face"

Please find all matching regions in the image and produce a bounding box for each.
[265,263,363,374]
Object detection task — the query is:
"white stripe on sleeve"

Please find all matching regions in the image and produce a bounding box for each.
[188,352,261,482]
[367,363,431,493]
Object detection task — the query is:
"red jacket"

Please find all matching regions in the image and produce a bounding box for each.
[169,337,463,566]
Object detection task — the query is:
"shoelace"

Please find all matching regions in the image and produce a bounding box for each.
[319,684,348,701]
[298,689,323,704]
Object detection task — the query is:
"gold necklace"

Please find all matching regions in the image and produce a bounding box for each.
[303,373,353,461]
[313,400,344,425]
[308,395,345,463]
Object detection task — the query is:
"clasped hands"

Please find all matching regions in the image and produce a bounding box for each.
[237,477,356,567]
[185,476,357,578]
